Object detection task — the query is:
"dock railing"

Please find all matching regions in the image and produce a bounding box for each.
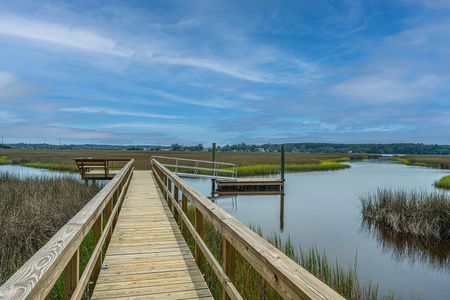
[151,155,237,179]
[151,157,344,300]
[0,160,134,300]
[75,158,130,180]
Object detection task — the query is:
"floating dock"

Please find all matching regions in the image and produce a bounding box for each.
[215,178,284,195]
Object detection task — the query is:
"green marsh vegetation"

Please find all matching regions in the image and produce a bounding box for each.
[435,175,450,190]
[0,149,371,175]
[0,155,12,165]
[391,155,450,169]
[360,189,450,241]
[231,160,350,176]
[182,205,384,300]
[0,172,100,297]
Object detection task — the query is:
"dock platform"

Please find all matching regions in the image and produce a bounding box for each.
[215,178,284,195]
[91,171,212,299]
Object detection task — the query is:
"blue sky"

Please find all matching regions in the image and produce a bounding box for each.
[0,0,449,145]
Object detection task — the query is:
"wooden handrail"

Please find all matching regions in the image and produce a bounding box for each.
[0,160,134,300]
[151,158,344,300]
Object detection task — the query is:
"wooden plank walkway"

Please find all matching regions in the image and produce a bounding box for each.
[91,171,212,300]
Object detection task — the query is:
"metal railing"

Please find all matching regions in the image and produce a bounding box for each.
[151,156,238,179]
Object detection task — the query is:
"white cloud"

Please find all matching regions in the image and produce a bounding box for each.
[0,15,130,57]
[0,110,22,123]
[102,122,202,132]
[330,73,443,102]
[0,15,319,84]
[146,88,235,109]
[0,72,15,89]
[60,106,181,119]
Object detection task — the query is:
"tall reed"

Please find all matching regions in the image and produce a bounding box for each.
[360,188,450,240]
[0,172,100,285]
[435,175,450,190]
[183,206,383,299]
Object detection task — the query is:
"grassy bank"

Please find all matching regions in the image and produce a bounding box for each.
[183,206,383,300]
[0,155,12,165]
[0,149,374,172]
[20,162,78,172]
[435,175,450,190]
[233,160,350,176]
[360,188,450,240]
[391,155,450,169]
[0,172,100,297]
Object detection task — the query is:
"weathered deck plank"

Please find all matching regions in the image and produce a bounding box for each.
[91,171,212,300]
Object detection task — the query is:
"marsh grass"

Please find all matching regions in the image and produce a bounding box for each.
[232,160,350,176]
[391,156,450,169]
[21,161,78,172]
[0,155,12,165]
[360,188,450,240]
[182,205,383,299]
[435,175,450,190]
[0,149,369,173]
[0,172,100,297]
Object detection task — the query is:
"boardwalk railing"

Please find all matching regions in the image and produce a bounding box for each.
[0,160,134,300]
[151,157,344,300]
[151,155,237,180]
[75,158,130,180]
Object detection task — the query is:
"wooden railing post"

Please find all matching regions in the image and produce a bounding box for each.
[167,178,173,211]
[63,249,79,300]
[90,213,103,296]
[181,194,188,235]
[174,186,179,222]
[222,237,236,300]
[195,208,204,269]
[105,197,113,245]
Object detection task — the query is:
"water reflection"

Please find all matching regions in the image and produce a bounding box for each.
[361,219,450,272]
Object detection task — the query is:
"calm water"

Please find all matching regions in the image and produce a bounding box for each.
[0,164,78,178]
[183,160,450,299]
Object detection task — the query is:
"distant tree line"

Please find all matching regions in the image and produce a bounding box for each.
[2,142,450,155]
[218,143,450,155]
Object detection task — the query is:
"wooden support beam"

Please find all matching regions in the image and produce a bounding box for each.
[63,249,79,300]
[167,178,172,211]
[222,237,236,300]
[181,194,188,235]
[174,186,179,222]
[195,207,204,269]
[104,198,113,246]
[91,213,103,296]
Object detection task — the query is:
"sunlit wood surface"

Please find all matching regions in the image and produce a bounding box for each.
[91,171,212,299]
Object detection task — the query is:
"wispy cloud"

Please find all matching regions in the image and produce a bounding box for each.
[330,73,443,102]
[0,71,15,88]
[0,110,23,123]
[0,15,130,56]
[60,107,181,119]
[102,122,202,132]
[0,14,319,84]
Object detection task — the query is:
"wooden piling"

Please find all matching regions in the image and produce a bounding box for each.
[280,144,285,183]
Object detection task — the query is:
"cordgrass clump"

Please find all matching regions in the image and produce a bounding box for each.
[0,172,100,285]
[0,155,12,165]
[233,160,350,176]
[21,162,78,172]
[391,155,450,169]
[435,175,450,190]
[360,189,450,240]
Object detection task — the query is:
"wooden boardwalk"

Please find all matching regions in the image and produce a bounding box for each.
[91,171,212,300]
